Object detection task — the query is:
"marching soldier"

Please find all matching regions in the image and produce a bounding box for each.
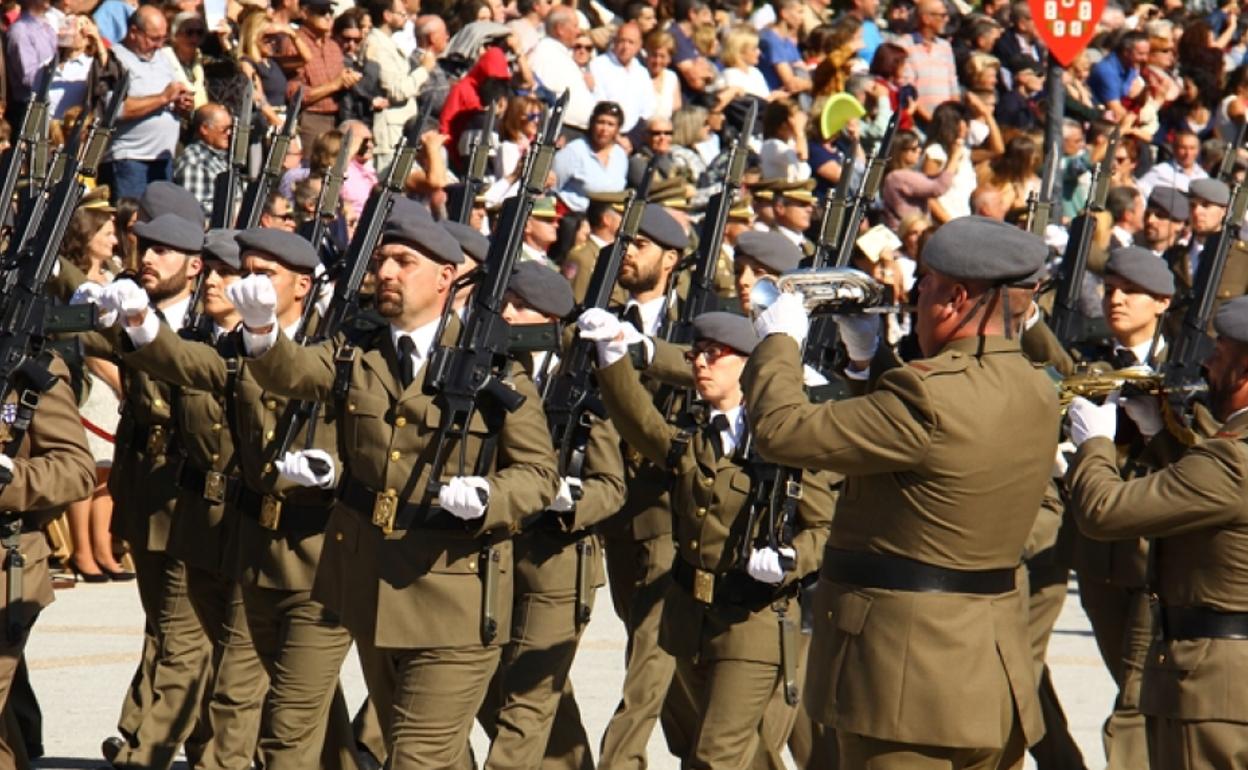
[1064,294,1248,768]
[768,180,817,261]
[231,203,558,768]
[743,217,1057,768]
[562,191,626,304]
[1163,179,1248,330]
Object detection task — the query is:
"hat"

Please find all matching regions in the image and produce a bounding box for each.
[138,181,205,227]
[638,204,688,251]
[734,230,801,274]
[380,198,462,264]
[727,201,755,223]
[692,311,758,355]
[1188,178,1230,207]
[773,178,816,204]
[508,261,574,319]
[1214,295,1248,344]
[748,178,780,202]
[1146,186,1189,221]
[440,220,489,264]
[648,176,692,209]
[921,216,1046,283]
[132,213,205,253]
[531,195,559,220]
[80,185,114,212]
[235,227,319,271]
[1105,247,1175,296]
[203,228,241,270]
[820,93,866,140]
[587,190,630,213]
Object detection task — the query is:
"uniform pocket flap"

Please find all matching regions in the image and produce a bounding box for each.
[835,591,872,635]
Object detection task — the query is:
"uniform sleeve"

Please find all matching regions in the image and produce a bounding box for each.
[595,355,683,471]
[566,413,626,531]
[121,322,229,392]
[0,357,95,517]
[1067,435,1247,540]
[76,327,124,361]
[1020,318,1075,375]
[645,337,695,389]
[743,334,934,474]
[478,366,560,531]
[246,331,338,401]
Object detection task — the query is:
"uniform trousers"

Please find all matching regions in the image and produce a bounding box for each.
[0,552,48,770]
[1026,573,1086,770]
[240,585,357,770]
[837,713,1026,770]
[753,629,837,770]
[1146,716,1248,769]
[1076,577,1150,770]
[116,549,211,769]
[679,656,780,770]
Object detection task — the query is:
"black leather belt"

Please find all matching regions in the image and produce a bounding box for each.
[338,475,466,533]
[823,548,1016,595]
[672,558,780,607]
[177,461,243,506]
[1160,606,1248,641]
[236,485,331,533]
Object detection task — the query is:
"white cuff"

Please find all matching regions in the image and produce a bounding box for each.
[598,339,629,367]
[843,363,870,381]
[640,336,655,366]
[242,326,279,356]
[1023,303,1042,331]
[123,310,162,348]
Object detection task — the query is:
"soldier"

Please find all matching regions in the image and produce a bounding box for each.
[579,309,833,768]
[229,203,558,768]
[743,216,1057,768]
[522,196,561,265]
[101,228,362,770]
[0,354,95,766]
[747,180,777,232]
[441,220,487,316]
[1140,186,1188,257]
[769,180,817,260]
[1163,179,1248,326]
[1064,294,1248,769]
[562,191,626,304]
[732,231,802,317]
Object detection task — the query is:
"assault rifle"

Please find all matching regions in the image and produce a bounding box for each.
[1,63,53,246]
[812,145,856,268]
[236,87,303,229]
[210,80,253,229]
[833,109,898,268]
[453,105,496,224]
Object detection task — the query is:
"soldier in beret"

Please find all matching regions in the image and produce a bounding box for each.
[440,219,488,316]
[744,216,1058,768]
[1163,178,1248,331]
[231,203,558,768]
[1064,294,1248,769]
[1141,186,1189,257]
[579,307,834,768]
[562,191,626,305]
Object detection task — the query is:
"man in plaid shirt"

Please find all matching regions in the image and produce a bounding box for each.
[173,102,232,221]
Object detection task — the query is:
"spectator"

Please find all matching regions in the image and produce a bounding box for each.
[962,52,1000,112]
[922,101,976,222]
[1158,70,1217,145]
[810,16,863,105]
[670,105,710,195]
[881,128,958,229]
[844,0,882,64]
[760,97,810,182]
[268,0,311,74]
[969,184,1007,219]
[1109,136,1141,190]
[1106,185,1144,249]
[758,0,810,94]
[292,0,360,153]
[954,14,1002,75]
[438,43,509,159]
[553,100,628,212]
[389,0,421,57]
[1216,63,1248,143]
[7,0,58,129]
[492,93,539,183]
[644,29,681,121]
[237,11,289,131]
[259,190,297,231]
[1177,18,1225,88]
[571,31,596,92]
[104,6,191,201]
[897,0,960,127]
[161,12,207,110]
[894,210,929,290]
[809,110,865,199]
[1088,31,1147,123]
[627,116,676,188]
[992,1,1045,75]
[1059,117,1091,219]
[173,102,232,218]
[720,24,770,100]
[529,6,596,131]
[339,118,377,221]
[334,10,384,128]
[669,0,712,91]
[1136,128,1208,200]
[365,0,429,169]
[114,196,140,270]
[403,127,448,211]
[976,132,1038,214]
[280,127,342,198]
[93,0,134,45]
[508,0,549,57]
[589,22,653,138]
[412,14,453,127]
[49,14,106,119]
[994,57,1044,131]
[623,2,657,35]
[1063,48,1103,124]
[871,41,916,131]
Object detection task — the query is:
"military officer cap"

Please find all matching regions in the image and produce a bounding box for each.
[1105,247,1175,297]
[727,201,755,223]
[648,176,692,209]
[773,178,817,204]
[587,190,629,206]
[921,216,1046,283]
[693,311,759,355]
[203,229,241,269]
[1147,186,1189,221]
[1189,178,1230,207]
[748,178,781,201]
[235,227,319,272]
[440,220,489,264]
[734,230,801,274]
[132,213,205,253]
[639,203,689,251]
[532,195,559,220]
[138,181,206,226]
[1214,295,1248,344]
[508,261,575,319]
[380,199,463,264]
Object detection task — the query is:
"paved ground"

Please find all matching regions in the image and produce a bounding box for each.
[26,576,1115,770]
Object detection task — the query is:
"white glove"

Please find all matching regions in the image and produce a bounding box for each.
[226,274,278,330]
[0,454,12,482]
[753,291,809,346]
[1066,396,1118,447]
[1120,394,1164,439]
[577,308,633,367]
[1052,440,1075,478]
[275,449,336,489]
[550,476,582,513]
[835,314,880,361]
[746,546,796,585]
[441,476,490,520]
[70,282,117,328]
[106,279,150,320]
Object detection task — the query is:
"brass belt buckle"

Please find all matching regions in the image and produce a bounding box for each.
[259,495,282,530]
[203,471,226,504]
[693,568,715,604]
[146,426,166,455]
[372,491,397,535]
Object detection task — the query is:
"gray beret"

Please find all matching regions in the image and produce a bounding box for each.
[381,198,462,264]
[1105,247,1175,296]
[203,229,241,270]
[138,181,206,227]
[235,227,319,272]
[1189,178,1230,207]
[440,220,489,264]
[508,261,575,319]
[692,311,758,355]
[132,213,205,253]
[1214,295,1248,344]
[734,231,802,274]
[921,216,1046,283]
[639,204,689,251]
[1147,186,1189,221]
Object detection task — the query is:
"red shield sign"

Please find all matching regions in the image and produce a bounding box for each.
[1030,0,1107,67]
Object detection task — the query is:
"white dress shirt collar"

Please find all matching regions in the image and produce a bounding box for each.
[708,405,746,458]
[625,295,667,337]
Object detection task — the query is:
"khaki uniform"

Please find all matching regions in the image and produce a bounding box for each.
[742,334,1057,768]
[1067,410,1248,769]
[1163,237,1248,336]
[0,355,95,767]
[120,323,359,770]
[243,317,559,769]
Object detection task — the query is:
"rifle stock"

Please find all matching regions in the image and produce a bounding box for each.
[210,81,253,228]
[834,110,898,268]
[236,87,302,229]
[454,106,497,224]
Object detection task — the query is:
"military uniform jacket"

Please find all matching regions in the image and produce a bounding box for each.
[244,317,559,649]
[597,357,833,665]
[1068,409,1248,723]
[120,321,341,592]
[1165,236,1248,306]
[0,355,95,628]
[742,333,1057,748]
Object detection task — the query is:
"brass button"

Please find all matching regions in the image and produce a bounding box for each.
[695,507,707,518]
[263,462,272,473]
[347,403,357,413]
[335,532,344,542]
[700,477,712,489]
[153,398,164,408]
[211,423,221,432]
[263,430,273,441]
[389,450,401,462]
[690,539,698,550]
[394,416,407,427]
[211,453,219,462]
[385,488,396,496]
[468,560,478,571]
[266,399,277,410]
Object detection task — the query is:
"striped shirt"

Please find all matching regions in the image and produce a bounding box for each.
[898,33,960,118]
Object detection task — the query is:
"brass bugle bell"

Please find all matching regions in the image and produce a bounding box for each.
[748,268,899,322]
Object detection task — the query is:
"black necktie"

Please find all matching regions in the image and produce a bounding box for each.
[622,304,644,334]
[710,413,731,459]
[397,335,416,389]
[1111,347,1138,370]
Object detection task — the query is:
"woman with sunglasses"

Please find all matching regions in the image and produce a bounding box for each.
[238,9,290,130]
[161,12,209,110]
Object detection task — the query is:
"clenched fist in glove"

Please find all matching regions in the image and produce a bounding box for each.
[442,476,490,520]
[753,292,808,346]
[747,546,796,585]
[275,449,336,489]
[226,274,278,330]
[550,477,583,513]
[577,308,644,367]
[70,282,120,329]
[1066,396,1118,447]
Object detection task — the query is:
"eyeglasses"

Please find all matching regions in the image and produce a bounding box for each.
[573,44,593,51]
[181,27,207,37]
[684,342,737,364]
[268,210,296,221]
[1114,154,1130,163]
[340,34,362,44]
[1152,46,1175,53]
[650,129,673,136]
[526,112,542,121]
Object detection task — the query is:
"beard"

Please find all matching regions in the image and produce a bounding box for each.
[618,258,663,295]
[141,258,191,305]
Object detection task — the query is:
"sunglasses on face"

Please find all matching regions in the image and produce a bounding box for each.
[651,129,673,136]
[181,27,206,37]
[684,342,737,364]
[573,43,593,51]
